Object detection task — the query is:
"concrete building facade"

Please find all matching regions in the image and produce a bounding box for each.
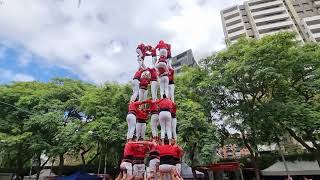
[170,49,197,73]
[221,0,320,44]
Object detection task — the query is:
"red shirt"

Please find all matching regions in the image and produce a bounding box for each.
[173,145,183,159]
[123,143,134,157]
[139,77,150,89]
[158,98,173,111]
[148,101,159,114]
[170,102,176,114]
[136,109,149,122]
[157,67,168,76]
[133,69,143,80]
[128,101,142,113]
[149,145,160,159]
[131,143,150,158]
[157,145,176,157]
[168,67,174,82]
[148,68,158,81]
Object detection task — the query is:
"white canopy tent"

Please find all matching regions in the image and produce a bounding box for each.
[261,161,320,176]
[24,169,56,180]
[181,163,205,179]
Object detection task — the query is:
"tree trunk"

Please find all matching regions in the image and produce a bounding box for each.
[16,145,24,180]
[58,154,64,176]
[250,155,260,180]
[80,147,92,166]
[36,156,50,180]
[241,131,260,180]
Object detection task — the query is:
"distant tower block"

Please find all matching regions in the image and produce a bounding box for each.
[170,49,197,74]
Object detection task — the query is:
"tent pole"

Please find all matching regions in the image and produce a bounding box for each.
[29,157,33,180]
[239,169,244,180]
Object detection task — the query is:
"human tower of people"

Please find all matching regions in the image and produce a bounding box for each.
[117,40,184,180]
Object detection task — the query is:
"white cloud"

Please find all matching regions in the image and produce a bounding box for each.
[0,0,244,83]
[12,74,35,82]
[0,68,35,83]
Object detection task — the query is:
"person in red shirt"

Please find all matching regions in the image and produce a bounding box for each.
[155,40,171,99]
[119,142,134,178]
[146,143,160,179]
[157,94,174,144]
[130,68,143,102]
[171,102,177,141]
[130,141,153,179]
[126,100,147,141]
[157,138,179,180]
[138,71,150,102]
[173,144,183,177]
[168,65,175,102]
[144,99,160,140]
[148,67,158,101]
[136,43,147,69]
[135,108,149,140]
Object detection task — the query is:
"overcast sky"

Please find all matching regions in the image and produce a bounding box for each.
[0,0,243,84]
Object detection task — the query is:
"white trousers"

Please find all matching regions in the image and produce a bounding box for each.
[130,79,139,102]
[159,76,169,98]
[149,158,160,173]
[151,114,159,138]
[159,164,175,173]
[159,111,172,139]
[138,88,148,101]
[133,164,146,178]
[172,117,177,140]
[168,84,175,102]
[176,163,181,176]
[120,162,133,176]
[151,81,158,100]
[126,114,136,139]
[136,122,146,140]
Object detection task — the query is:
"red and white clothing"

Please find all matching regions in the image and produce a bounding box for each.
[120,143,134,175]
[126,101,143,140]
[157,144,176,173]
[173,145,183,176]
[157,98,174,140]
[148,146,160,173]
[130,69,143,102]
[168,67,175,102]
[171,102,177,140]
[148,67,158,100]
[138,77,150,101]
[131,143,151,178]
[136,44,147,69]
[135,109,149,140]
[147,100,159,138]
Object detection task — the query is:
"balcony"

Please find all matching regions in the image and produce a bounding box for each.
[309,24,320,31]
[250,0,283,12]
[255,13,289,24]
[226,22,245,32]
[252,6,286,19]
[225,15,242,24]
[257,20,293,32]
[223,8,240,18]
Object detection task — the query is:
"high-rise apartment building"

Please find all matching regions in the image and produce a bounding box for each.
[221,0,320,44]
[170,49,197,73]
